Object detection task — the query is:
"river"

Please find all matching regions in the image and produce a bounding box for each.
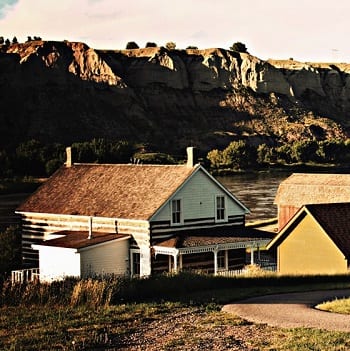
[218,172,291,222]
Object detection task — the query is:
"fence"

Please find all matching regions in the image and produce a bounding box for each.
[11,268,40,283]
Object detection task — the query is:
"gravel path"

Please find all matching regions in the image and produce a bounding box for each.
[223,289,350,332]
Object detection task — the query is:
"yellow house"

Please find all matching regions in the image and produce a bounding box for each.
[267,203,350,275]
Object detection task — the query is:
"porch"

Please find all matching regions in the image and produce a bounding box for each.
[152,230,275,276]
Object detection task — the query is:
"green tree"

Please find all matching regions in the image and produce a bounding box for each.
[317,140,348,163]
[145,42,157,48]
[207,149,224,169]
[0,226,22,279]
[4,38,10,46]
[230,42,248,53]
[222,140,256,169]
[290,140,319,163]
[275,144,293,164]
[15,139,46,176]
[165,41,176,50]
[0,36,4,45]
[126,41,139,49]
[12,36,18,44]
[257,144,274,165]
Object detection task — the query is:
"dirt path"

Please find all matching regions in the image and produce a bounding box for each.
[223,289,350,332]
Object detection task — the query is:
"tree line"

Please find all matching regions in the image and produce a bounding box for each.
[0,138,180,178]
[0,36,42,46]
[207,139,350,171]
[0,139,135,178]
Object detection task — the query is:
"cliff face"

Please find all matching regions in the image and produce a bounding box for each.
[1,41,349,152]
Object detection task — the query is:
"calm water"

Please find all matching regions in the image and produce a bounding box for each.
[218,172,291,222]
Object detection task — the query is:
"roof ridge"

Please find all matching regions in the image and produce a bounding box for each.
[72,163,191,167]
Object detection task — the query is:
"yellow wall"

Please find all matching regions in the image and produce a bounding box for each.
[278,214,348,274]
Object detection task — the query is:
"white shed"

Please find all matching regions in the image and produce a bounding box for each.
[32,231,130,282]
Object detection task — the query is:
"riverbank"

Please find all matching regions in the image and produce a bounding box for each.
[211,162,350,176]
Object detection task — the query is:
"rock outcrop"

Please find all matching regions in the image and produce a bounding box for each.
[0,41,349,153]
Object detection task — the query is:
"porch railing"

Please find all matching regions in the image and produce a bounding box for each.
[11,268,40,283]
[216,263,277,277]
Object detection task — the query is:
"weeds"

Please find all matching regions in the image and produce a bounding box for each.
[1,273,350,350]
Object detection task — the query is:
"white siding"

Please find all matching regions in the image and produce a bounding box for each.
[153,170,246,222]
[36,246,81,282]
[80,239,130,278]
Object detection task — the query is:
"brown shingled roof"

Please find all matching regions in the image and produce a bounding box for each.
[17,164,198,220]
[275,173,350,207]
[154,227,274,248]
[306,203,350,259]
[37,231,130,249]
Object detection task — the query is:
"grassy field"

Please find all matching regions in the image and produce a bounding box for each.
[317,297,350,315]
[1,273,350,350]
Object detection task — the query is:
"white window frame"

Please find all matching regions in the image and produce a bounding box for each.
[215,195,227,222]
[171,198,183,225]
[130,249,140,277]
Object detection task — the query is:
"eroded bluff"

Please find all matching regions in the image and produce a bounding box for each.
[1,41,349,151]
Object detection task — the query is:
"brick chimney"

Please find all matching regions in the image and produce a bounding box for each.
[186,147,197,168]
[65,147,72,167]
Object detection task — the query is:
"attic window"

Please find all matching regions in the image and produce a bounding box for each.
[171,199,182,225]
[216,195,226,222]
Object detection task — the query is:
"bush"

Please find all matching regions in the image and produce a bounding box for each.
[165,41,176,50]
[145,42,157,48]
[230,42,248,53]
[132,152,176,165]
[0,226,22,280]
[126,41,139,49]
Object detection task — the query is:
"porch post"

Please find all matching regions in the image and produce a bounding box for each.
[224,250,228,270]
[173,249,179,272]
[250,247,255,265]
[213,249,218,275]
[173,254,178,272]
[168,256,172,272]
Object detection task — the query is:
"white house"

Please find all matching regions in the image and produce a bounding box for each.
[15,147,273,281]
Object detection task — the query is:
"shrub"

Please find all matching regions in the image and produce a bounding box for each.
[126,41,139,49]
[0,226,22,280]
[145,42,157,48]
[132,152,176,165]
[230,42,248,53]
[165,41,176,50]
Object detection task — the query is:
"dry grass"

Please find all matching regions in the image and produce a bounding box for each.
[317,297,350,315]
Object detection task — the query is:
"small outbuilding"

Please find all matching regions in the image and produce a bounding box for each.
[32,231,131,281]
[275,173,350,231]
[267,203,350,275]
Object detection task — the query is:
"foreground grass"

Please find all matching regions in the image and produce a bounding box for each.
[317,297,350,315]
[1,274,350,350]
[2,302,350,350]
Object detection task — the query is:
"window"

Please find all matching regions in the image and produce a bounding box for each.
[217,250,226,269]
[171,199,182,224]
[216,195,226,221]
[131,252,140,276]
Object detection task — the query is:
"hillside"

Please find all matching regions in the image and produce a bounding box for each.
[1,40,349,154]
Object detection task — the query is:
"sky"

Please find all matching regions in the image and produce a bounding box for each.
[1,0,350,63]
